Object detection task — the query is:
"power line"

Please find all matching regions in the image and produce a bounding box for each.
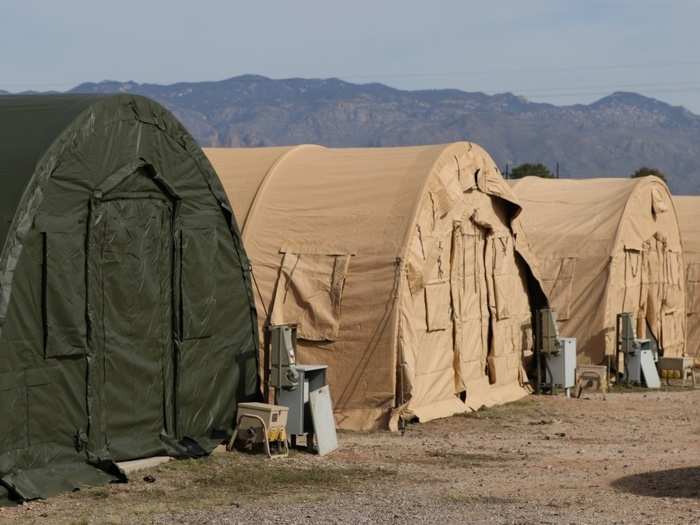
[517,86,700,99]
[339,60,700,80]
[505,80,700,95]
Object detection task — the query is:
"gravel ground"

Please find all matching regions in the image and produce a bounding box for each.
[1,387,699,524]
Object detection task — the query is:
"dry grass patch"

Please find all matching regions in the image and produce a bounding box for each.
[3,453,398,525]
[460,397,540,421]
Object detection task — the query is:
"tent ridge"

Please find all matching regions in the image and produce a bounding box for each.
[390,142,458,420]
[0,100,102,340]
[241,144,324,243]
[611,176,675,253]
[396,142,458,260]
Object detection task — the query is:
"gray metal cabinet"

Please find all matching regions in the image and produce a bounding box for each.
[278,365,327,436]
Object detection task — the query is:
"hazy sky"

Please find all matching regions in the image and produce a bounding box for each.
[2,1,700,111]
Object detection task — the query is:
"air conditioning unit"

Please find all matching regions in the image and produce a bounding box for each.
[616,313,660,389]
[535,309,577,397]
[267,324,338,455]
[545,337,577,392]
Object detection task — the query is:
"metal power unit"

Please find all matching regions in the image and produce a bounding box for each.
[616,313,660,388]
[230,402,289,458]
[268,324,338,455]
[535,309,577,397]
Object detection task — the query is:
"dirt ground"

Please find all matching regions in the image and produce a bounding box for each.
[1,385,699,525]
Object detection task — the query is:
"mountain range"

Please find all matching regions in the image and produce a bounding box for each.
[4,76,699,193]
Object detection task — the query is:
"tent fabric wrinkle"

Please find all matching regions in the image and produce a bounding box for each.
[673,196,700,362]
[0,94,259,504]
[206,142,546,431]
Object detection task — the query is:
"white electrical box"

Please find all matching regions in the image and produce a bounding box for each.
[545,337,576,390]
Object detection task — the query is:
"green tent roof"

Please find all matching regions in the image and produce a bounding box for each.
[0,95,104,250]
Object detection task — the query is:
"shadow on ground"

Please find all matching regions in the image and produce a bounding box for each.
[612,466,700,499]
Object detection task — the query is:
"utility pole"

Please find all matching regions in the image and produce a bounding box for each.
[556,162,560,179]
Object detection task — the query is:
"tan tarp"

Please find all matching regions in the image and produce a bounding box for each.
[673,196,700,361]
[510,176,686,365]
[206,143,544,430]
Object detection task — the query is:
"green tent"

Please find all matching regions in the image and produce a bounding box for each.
[0,94,259,503]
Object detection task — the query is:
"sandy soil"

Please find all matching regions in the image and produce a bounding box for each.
[1,386,699,524]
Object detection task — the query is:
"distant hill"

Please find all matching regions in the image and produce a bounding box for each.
[10,75,700,192]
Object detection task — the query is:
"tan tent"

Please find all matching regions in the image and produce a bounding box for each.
[510,176,686,366]
[206,143,544,431]
[673,196,700,361]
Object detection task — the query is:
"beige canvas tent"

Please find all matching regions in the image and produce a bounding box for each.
[673,196,700,361]
[510,176,686,366]
[206,143,545,431]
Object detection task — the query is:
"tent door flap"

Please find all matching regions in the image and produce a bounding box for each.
[87,197,173,460]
